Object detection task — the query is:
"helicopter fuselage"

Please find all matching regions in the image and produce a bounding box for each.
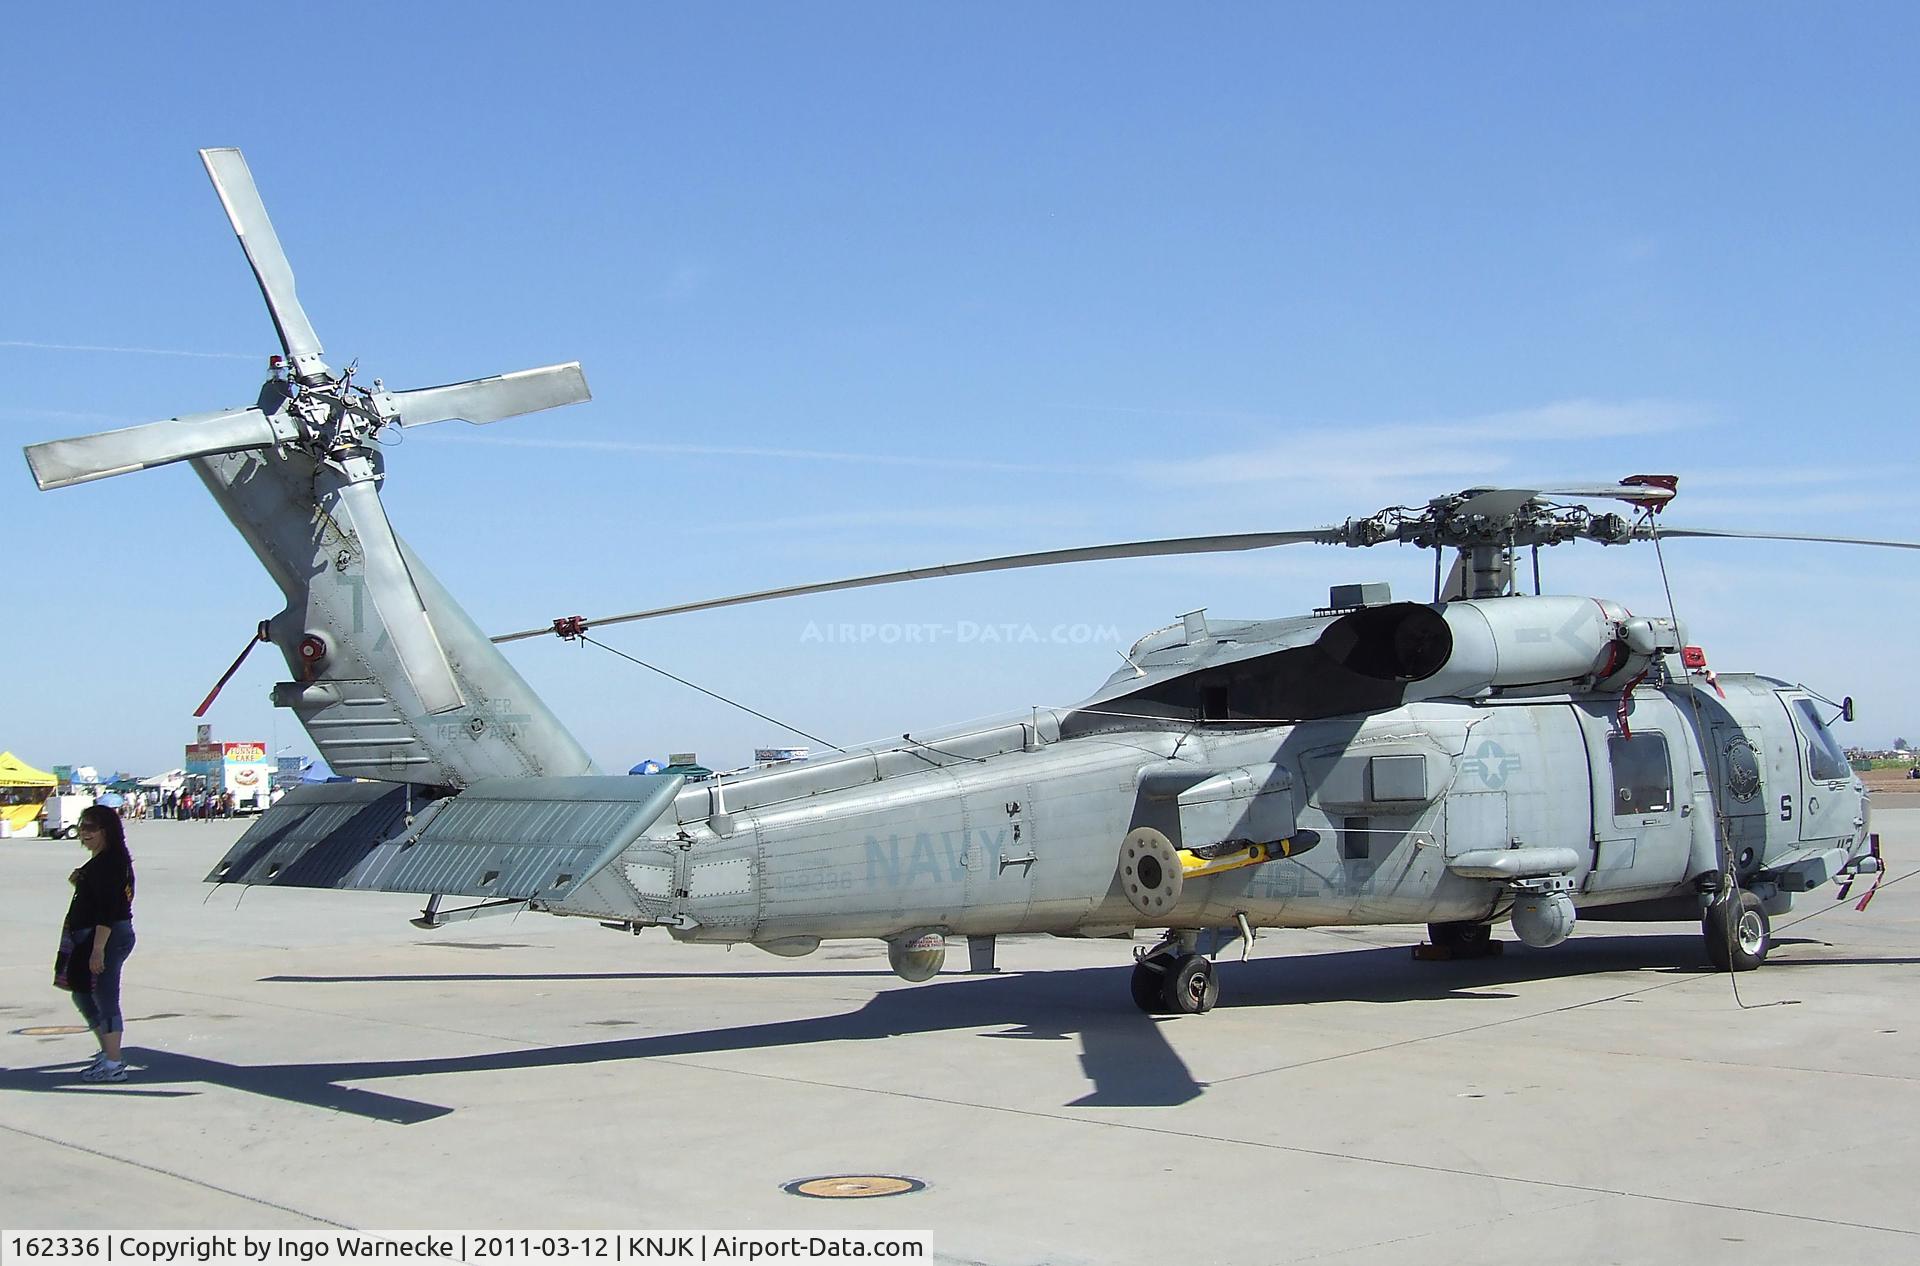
[543,671,1868,955]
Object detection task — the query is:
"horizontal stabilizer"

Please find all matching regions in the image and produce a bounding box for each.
[207,782,416,888]
[207,775,683,899]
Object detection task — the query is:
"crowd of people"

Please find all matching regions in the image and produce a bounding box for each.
[118,789,246,820]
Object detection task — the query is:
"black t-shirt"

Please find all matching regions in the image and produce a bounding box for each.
[66,850,135,930]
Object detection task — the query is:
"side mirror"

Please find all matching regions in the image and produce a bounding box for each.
[1842,696,1856,724]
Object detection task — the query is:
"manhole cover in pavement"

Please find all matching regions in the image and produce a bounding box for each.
[14,1025,91,1036]
[783,1175,925,1200]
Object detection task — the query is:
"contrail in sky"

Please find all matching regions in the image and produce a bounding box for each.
[0,339,255,361]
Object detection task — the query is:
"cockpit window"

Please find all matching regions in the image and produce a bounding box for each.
[1791,698,1851,782]
[1607,733,1673,815]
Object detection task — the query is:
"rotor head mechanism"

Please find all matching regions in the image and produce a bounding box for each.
[1337,477,1675,554]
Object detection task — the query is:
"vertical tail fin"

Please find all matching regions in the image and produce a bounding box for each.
[198,445,596,786]
[20,147,597,787]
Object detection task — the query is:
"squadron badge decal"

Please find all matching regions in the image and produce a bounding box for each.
[1723,735,1763,802]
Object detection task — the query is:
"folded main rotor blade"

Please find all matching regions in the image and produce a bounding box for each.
[1537,481,1676,508]
[374,362,591,427]
[1644,525,1920,551]
[329,479,466,715]
[24,407,279,490]
[494,528,1343,643]
[1452,488,1543,520]
[1454,482,1677,520]
[200,147,327,378]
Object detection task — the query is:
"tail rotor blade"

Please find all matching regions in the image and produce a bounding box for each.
[329,479,466,716]
[375,362,591,427]
[24,407,279,490]
[200,147,328,379]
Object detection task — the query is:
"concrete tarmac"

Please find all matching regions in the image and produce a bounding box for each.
[3,809,1918,1265]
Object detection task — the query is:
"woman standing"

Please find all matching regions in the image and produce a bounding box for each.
[66,804,136,1082]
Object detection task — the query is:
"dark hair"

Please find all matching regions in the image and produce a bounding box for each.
[78,803,131,863]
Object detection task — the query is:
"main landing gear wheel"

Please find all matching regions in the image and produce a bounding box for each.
[1161,953,1219,1015]
[1429,921,1494,952]
[1130,957,1169,1013]
[1130,942,1220,1015]
[1421,920,1502,960]
[1704,888,1770,972]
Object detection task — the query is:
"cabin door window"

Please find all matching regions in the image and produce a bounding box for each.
[1606,733,1673,818]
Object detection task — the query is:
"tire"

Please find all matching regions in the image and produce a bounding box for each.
[1704,888,1770,972]
[1428,921,1493,953]
[1130,959,1168,1014]
[1160,953,1219,1015]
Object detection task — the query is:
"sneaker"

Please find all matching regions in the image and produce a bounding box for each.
[81,1060,128,1083]
[84,1051,107,1069]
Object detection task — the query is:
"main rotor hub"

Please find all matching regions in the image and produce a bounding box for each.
[1341,500,1642,553]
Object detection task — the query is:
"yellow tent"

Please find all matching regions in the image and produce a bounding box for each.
[0,751,58,835]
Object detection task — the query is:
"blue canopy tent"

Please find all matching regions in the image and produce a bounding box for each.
[292,757,354,785]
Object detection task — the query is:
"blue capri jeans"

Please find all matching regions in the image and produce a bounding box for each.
[71,921,136,1035]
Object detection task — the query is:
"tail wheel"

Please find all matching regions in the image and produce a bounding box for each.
[1161,953,1219,1015]
[1704,888,1770,972]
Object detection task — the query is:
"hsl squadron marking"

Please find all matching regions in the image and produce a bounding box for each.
[24,149,1909,1014]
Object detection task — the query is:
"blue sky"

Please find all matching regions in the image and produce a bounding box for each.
[4,3,1918,774]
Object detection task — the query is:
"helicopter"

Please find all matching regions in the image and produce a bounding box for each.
[23,148,1905,1016]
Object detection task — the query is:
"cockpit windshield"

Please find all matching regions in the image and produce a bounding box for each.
[1790,698,1851,782]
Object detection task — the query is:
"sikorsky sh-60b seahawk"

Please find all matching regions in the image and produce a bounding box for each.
[25,149,1910,1015]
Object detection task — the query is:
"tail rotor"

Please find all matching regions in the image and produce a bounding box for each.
[22,146,593,721]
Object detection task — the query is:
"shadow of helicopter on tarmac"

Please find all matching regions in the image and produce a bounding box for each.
[6,935,1910,1125]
